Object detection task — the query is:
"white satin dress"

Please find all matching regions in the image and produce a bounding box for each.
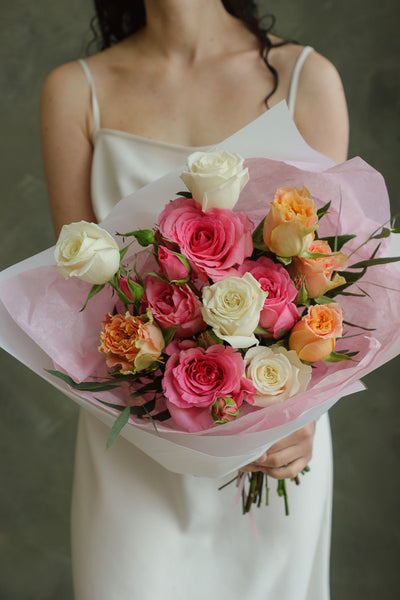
[71,47,333,600]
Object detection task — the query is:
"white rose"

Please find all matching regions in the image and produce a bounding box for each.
[201,272,268,348]
[54,221,120,285]
[180,148,249,211]
[244,345,312,407]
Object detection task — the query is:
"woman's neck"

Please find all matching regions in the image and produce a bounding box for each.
[139,0,250,63]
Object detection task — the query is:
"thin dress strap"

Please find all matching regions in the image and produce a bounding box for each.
[78,59,101,133]
[287,46,314,117]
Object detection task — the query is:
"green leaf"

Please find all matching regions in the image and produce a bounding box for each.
[129,378,163,400]
[348,256,400,269]
[46,370,119,391]
[322,351,356,363]
[130,398,156,416]
[119,245,130,260]
[117,229,155,246]
[314,296,335,304]
[254,325,271,336]
[106,405,131,449]
[277,255,292,266]
[176,191,193,198]
[322,234,356,252]
[127,278,144,304]
[80,283,105,311]
[343,320,375,331]
[316,201,331,219]
[152,409,171,422]
[145,271,169,283]
[252,217,269,251]
[371,227,391,240]
[162,326,178,346]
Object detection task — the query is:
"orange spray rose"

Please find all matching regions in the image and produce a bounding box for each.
[262,187,318,257]
[289,303,343,362]
[99,311,164,374]
[289,239,347,298]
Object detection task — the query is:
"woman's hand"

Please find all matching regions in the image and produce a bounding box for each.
[240,421,316,480]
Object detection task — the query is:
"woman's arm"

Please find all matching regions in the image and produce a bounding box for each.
[294,50,349,163]
[40,61,96,237]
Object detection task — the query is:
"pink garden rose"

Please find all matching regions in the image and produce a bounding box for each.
[236,257,299,338]
[143,276,206,338]
[158,197,253,281]
[158,246,190,282]
[162,344,255,432]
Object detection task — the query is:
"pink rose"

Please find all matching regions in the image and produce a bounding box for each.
[162,345,255,432]
[143,276,206,338]
[158,197,253,281]
[236,257,299,338]
[158,246,190,282]
[289,239,347,298]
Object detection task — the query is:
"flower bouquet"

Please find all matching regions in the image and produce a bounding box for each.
[1,103,399,515]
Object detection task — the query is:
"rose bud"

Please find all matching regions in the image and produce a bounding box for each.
[211,397,240,424]
[158,246,191,282]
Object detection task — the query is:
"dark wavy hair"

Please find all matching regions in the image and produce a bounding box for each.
[89,0,295,107]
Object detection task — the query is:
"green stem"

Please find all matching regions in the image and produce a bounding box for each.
[277,479,289,516]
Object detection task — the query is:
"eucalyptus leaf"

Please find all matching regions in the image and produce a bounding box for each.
[46,369,119,391]
[106,405,131,449]
[323,234,356,252]
[316,201,331,219]
[371,227,391,240]
[130,397,156,416]
[80,283,105,311]
[349,256,400,269]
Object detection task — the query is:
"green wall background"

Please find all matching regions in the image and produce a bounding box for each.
[0,1,399,599]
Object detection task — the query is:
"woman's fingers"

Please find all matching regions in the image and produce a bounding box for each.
[240,421,316,479]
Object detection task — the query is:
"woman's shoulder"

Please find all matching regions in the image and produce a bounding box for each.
[269,36,342,90]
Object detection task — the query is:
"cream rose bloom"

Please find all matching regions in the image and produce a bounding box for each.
[54,221,120,285]
[244,345,312,407]
[180,148,249,211]
[201,273,268,348]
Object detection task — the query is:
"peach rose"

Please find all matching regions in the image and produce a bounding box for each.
[262,187,318,257]
[289,239,347,298]
[289,303,343,362]
[99,310,164,374]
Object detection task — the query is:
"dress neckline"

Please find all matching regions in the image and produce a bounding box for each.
[93,107,270,152]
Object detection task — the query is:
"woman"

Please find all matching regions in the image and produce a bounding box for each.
[40,1,348,598]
